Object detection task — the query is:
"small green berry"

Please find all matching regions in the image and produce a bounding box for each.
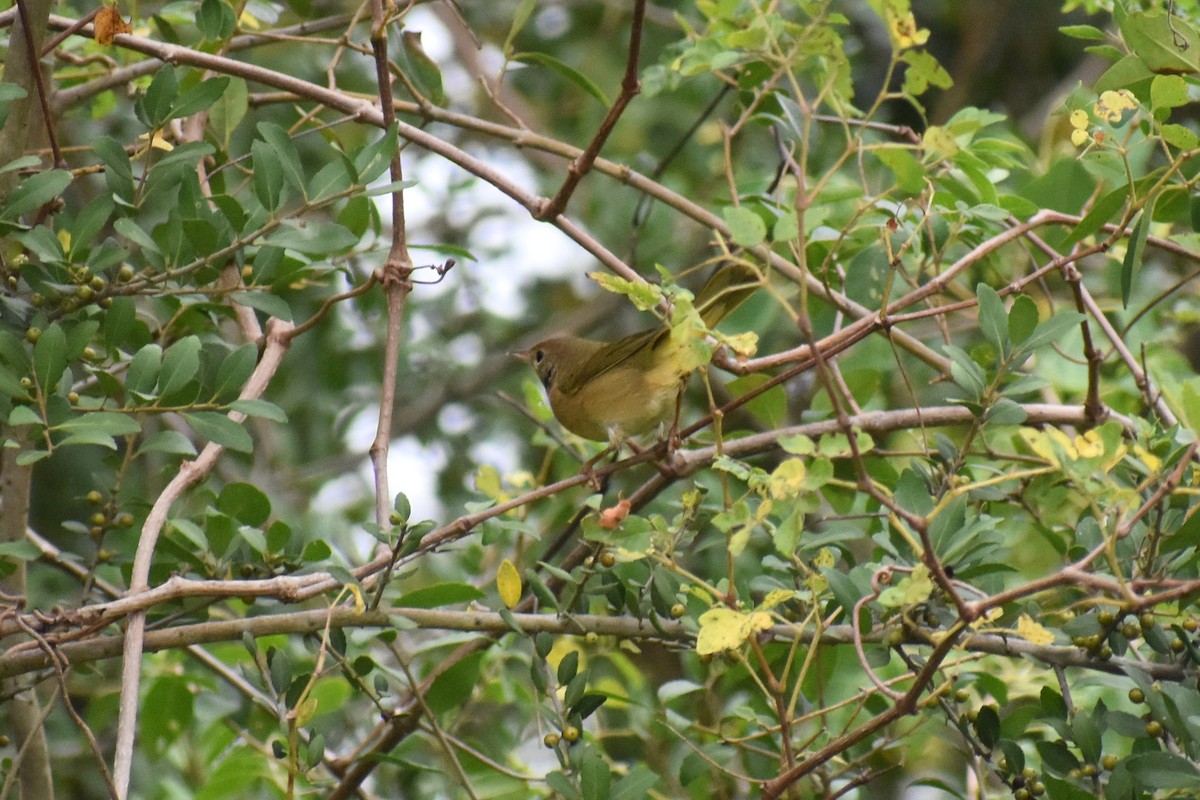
[25,327,40,343]
[1129,688,1145,703]
[1101,754,1119,771]
[1145,720,1163,737]
[543,732,560,748]
[670,604,686,618]
[86,490,103,504]
[561,725,580,743]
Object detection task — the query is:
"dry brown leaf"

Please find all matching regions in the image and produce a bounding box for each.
[597,498,631,530]
[94,5,131,45]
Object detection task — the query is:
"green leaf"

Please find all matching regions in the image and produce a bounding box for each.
[943,344,986,400]
[426,651,483,715]
[252,140,283,212]
[875,146,926,194]
[973,704,1000,748]
[9,406,42,427]
[140,65,179,126]
[263,220,358,255]
[398,31,446,106]
[256,122,306,197]
[1015,312,1085,355]
[722,206,767,248]
[125,343,162,400]
[170,77,231,119]
[159,335,201,398]
[1007,294,1039,345]
[217,482,271,526]
[1151,73,1189,111]
[1062,186,1128,249]
[1125,751,1200,790]
[557,650,579,685]
[503,0,537,54]
[512,52,610,108]
[212,343,257,401]
[364,179,419,197]
[580,746,611,800]
[611,767,660,800]
[137,430,197,457]
[33,324,67,392]
[1162,123,1200,150]
[230,291,293,321]
[1094,53,1156,96]
[229,399,287,422]
[1060,24,1107,42]
[114,217,159,254]
[397,582,485,608]
[1121,198,1155,309]
[353,123,399,185]
[1119,11,1200,75]
[545,771,583,800]
[1,170,72,221]
[1071,709,1102,765]
[196,0,236,40]
[56,412,141,437]
[182,412,253,452]
[208,77,247,149]
[309,160,352,202]
[975,283,1008,352]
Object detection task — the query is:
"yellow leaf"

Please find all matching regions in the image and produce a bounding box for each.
[1094,89,1138,123]
[922,125,959,158]
[812,547,836,570]
[1134,445,1161,472]
[877,564,933,608]
[293,697,319,727]
[497,559,521,609]
[94,4,132,45]
[1016,613,1055,646]
[346,583,365,613]
[759,589,796,611]
[887,10,929,49]
[1074,430,1104,459]
[696,608,761,655]
[722,331,758,359]
[769,458,807,500]
[969,607,1003,629]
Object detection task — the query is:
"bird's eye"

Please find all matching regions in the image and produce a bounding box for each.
[533,349,545,363]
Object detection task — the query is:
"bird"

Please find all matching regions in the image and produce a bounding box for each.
[516,262,760,442]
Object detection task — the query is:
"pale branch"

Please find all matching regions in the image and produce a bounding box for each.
[112,317,296,799]
[3,605,1190,700]
[0,401,1140,644]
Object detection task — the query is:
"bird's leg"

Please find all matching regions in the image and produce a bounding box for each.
[665,382,686,455]
[579,448,615,491]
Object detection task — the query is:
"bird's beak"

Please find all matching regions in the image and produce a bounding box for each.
[510,350,531,363]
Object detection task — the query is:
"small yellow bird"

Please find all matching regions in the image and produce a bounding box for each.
[517,263,759,442]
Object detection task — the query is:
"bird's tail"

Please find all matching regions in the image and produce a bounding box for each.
[694,260,762,328]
